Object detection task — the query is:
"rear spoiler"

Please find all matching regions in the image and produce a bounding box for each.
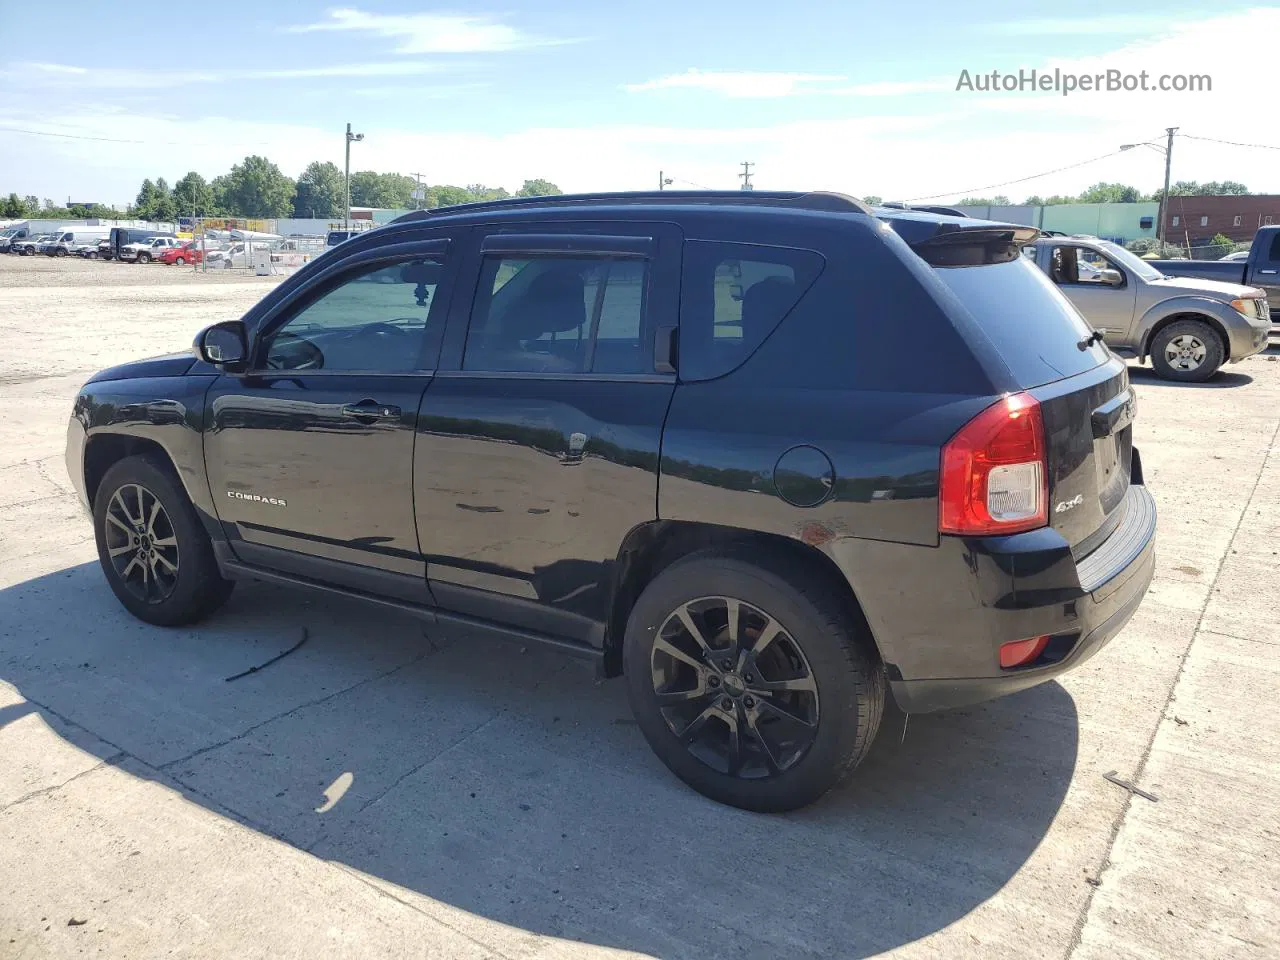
[877,211,1039,266]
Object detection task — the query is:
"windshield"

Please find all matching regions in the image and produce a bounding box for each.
[1097,241,1164,281]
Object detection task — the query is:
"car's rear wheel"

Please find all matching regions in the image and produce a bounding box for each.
[1150,318,1224,382]
[93,455,233,626]
[623,547,884,812]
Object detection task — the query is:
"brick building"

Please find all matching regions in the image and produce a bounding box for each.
[1161,195,1280,245]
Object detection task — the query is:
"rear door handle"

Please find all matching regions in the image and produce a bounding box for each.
[341,400,402,421]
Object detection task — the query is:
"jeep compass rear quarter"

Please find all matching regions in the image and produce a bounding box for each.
[67,192,1155,811]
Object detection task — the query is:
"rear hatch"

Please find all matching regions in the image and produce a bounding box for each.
[888,212,1134,553]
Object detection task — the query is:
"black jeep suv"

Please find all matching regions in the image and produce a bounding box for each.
[66,192,1156,811]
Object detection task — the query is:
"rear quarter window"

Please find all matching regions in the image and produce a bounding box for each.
[679,241,824,381]
[934,256,1109,387]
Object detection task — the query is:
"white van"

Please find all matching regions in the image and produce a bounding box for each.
[48,228,111,257]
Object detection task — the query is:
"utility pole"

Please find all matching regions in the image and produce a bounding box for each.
[1157,126,1177,247]
[658,171,673,190]
[738,161,754,191]
[344,122,364,231]
[408,171,427,210]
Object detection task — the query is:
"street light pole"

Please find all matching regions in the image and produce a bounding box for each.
[344,122,364,232]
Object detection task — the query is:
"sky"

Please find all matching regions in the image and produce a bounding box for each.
[1,1,1278,208]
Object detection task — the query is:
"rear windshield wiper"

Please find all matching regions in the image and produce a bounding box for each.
[1078,329,1105,350]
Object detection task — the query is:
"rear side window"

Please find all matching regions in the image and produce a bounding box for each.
[464,256,649,375]
[679,241,824,381]
[934,256,1108,387]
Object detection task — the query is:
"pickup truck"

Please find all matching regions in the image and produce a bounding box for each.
[1023,235,1272,381]
[1151,225,1280,314]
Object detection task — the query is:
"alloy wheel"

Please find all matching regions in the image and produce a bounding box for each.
[1164,334,1206,372]
[650,596,820,779]
[102,483,180,603]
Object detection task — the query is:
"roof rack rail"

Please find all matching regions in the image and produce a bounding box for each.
[392,190,872,223]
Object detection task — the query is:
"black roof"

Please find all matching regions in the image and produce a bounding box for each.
[388,190,1037,248]
[391,190,875,223]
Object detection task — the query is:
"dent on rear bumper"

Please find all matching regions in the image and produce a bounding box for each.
[890,543,1154,713]
[831,484,1157,713]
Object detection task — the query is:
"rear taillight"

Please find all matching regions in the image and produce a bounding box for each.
[940,392,1047,535]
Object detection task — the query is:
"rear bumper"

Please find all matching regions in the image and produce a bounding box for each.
[833,482,1157,714]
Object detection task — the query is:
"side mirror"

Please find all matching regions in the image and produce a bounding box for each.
[194,321,248,369]
[1098,268,1124,286]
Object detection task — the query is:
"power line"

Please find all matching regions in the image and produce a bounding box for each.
[1179,133,1280,152]
[905,148,1132,202]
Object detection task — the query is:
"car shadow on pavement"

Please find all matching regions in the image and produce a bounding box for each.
[1,562,1078,960]
[1129,366,1254,388]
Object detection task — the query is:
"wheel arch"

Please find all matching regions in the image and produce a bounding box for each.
[601,520,882,678]
[83,433,181,509]
[1137,304,1230,362]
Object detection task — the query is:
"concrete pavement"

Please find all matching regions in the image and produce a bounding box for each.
[1,257,1278,959]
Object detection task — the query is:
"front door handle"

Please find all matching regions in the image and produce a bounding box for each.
[1258,269,1277,275]
[341,399,402,422]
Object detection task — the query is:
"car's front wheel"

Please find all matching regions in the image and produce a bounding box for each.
[623,547,884,811]
[93,455,234,626]
[174,256,185,266]
[136,252,151,264]
[1150,318,1224,382]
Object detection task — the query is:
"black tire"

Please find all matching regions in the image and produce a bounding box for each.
[174,256,185,266]
[55,248,66,257]
[1149,318,1224,382]
[623,546,884,812]
[137,252,151,264]
[93,454,233,626]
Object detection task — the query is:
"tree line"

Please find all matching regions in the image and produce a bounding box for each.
[954,179,1251,207]
[1,155,563,222]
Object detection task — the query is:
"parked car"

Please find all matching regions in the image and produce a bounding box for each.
[325,230,356,246]
[1024,235,1271,381]
[15,234,55,256]
[119,236,183,263]
[1151,225,1280,314]
[66,191,1157,811]
[157,241,204,266]
[106,227,175,261]
[1220,250,1251,262]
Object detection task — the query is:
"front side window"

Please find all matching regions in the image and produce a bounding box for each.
[261,259,446,372]
[464,255,648,374]
[678,241,824,382]
[1048,245,1125,285]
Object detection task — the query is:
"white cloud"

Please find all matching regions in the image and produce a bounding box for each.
[989,13,1183,35]
[1,60,450,89]
[625,70,954,99]
[4,9,1279,207]
[285,7,571,53]
[625,69,846,98]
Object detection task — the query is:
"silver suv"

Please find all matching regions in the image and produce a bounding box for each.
[1024,236,1271,381]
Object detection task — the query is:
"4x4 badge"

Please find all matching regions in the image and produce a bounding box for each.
[1055,494,1084,514]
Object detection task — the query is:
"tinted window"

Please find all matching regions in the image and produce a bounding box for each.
[1268,233,1280,263]
[464,256,648,374]
[934,257,1108,387]
[679,241,824,381]
[262,259,446,372]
